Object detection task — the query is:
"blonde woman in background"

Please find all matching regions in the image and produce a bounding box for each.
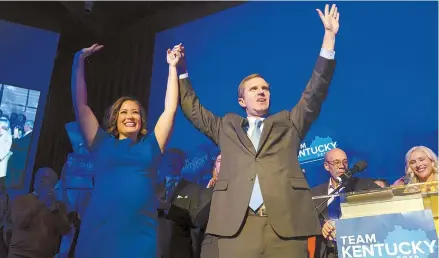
[393,146,438,186]
[406,146,438,183]
[0,117,12,178]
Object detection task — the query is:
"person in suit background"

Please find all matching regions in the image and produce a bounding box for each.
[23,120,33,138]
[311,148,380,258]
[175,4,339,257]
[206,154,221,188]
[157,148,196,258]
[161,148,186,199]
[165,179,214,258]
[5,120,34,188]
[6,167,71,258]
[200,154,221,258]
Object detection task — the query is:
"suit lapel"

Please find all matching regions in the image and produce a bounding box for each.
[313,183,330,216]
[256,118,273,156]
[231,117,256,156]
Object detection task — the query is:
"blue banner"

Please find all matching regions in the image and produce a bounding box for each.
[335,210,438,258]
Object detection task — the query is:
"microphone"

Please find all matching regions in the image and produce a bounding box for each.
[336,160,368,183]
[314,160,368,223]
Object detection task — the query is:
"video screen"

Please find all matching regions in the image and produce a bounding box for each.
[0,19,59,193]
[0,84,40,186]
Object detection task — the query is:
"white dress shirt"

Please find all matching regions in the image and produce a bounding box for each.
[327,179,345,206]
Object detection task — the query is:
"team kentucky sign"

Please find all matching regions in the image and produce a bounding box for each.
[335,210,438,258]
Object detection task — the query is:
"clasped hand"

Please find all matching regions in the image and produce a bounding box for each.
[167,43,184,67]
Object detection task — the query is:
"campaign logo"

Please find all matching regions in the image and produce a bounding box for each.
[183,153,209,173]
[65,154,94,174]
[339,227,436,258]
[336,210,438,258]
[298,136,337,164]
[181,142,219,176]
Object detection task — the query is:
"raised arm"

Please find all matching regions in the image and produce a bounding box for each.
[176,47,222,145]
[71,44,104,147]
[154,46,181,152]
[290,4,339,140]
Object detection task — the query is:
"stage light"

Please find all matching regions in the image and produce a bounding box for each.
[84,1,94,14]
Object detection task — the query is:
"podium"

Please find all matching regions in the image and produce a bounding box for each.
[312,181,439,257]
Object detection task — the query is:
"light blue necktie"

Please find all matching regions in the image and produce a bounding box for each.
[249,119,264,211]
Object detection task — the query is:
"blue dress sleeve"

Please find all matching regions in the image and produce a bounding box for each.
[88,127,111,154]
[140,132,163,170]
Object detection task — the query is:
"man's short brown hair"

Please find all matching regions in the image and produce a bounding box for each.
[237,73,264,98]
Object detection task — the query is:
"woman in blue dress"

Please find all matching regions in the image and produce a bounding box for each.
[71,43,182,258]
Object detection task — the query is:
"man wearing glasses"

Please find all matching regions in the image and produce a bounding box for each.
[311,148,380,258]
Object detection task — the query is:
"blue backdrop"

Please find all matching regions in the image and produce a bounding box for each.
[0,20,59,195]
[149,2,438,187]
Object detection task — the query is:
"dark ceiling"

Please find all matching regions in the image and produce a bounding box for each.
[0,1,241,39]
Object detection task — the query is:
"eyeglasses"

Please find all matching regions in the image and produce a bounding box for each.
[326,159,348,167]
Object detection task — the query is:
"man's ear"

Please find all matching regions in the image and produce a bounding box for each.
[238,97,246,108]
[323,162,330,172]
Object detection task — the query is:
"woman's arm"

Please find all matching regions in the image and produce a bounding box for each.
[71,44,104,147]
[154,46,181,152]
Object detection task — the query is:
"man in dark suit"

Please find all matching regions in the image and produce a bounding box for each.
[174,4,340,257]
[311,148,381,258]
[6,120,34,188]
[199,154,221,258]
[165,179,214,258]
[6,167,70,258]
[156,149,191,258]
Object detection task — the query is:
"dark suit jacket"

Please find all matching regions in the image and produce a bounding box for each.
[7,194,70,258]
[311,177,381,258]
[157,180,213,258]
[179,56,336,238]
[168,180,218,258]
[6,132,32,188]
[167,179,213,229]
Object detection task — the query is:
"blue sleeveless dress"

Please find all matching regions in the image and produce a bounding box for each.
[75,128,162,258]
